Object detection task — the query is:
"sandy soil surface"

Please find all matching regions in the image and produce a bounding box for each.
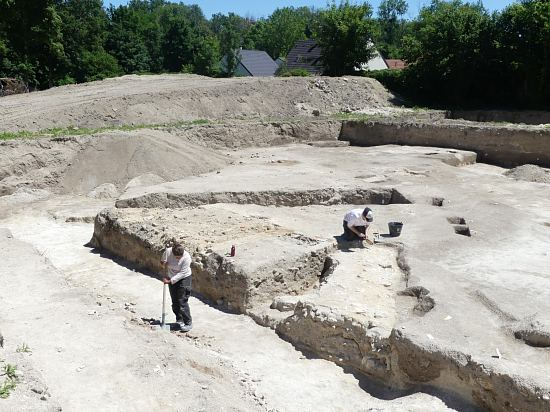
[0,74,400,411]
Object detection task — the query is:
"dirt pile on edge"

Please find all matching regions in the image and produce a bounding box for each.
[0,75,397,132]
[505,164,550,183]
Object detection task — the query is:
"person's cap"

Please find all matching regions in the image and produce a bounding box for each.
[363,207,374,222]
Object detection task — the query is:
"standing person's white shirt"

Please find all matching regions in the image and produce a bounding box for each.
[161,247,192,284]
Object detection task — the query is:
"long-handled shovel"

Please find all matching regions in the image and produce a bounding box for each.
[155,282,171,331]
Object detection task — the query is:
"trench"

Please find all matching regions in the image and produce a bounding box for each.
[115,187,412,209]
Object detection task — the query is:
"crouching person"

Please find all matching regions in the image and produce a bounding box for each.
[343,207,374,241]
[161,242,193,332]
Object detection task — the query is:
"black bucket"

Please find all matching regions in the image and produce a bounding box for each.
[388,222,403,237]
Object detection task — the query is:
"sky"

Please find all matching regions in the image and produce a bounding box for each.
[103,1,517,19]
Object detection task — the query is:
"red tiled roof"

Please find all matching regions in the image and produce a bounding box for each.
[385,59,407,70]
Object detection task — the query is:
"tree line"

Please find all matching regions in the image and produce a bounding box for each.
[373,0,550,108]
[0,0,548,109]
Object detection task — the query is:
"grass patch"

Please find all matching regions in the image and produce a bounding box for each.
[2,364,17,380]
[16,343,31,354]
[0,378,17,399]
[411,105,431,111]
[332,112,375,122]
[0,362,19,399]
[0,118,211,141]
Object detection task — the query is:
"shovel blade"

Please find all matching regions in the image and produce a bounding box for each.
[153,323,171,331]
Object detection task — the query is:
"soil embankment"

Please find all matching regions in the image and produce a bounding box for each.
[340,119,550,168]
[0,75,394,132]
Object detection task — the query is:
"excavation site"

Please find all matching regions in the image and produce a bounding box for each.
[1,74,550,412]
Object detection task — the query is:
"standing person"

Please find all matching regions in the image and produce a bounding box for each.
[161,242,193,332]
[343,207,374,241]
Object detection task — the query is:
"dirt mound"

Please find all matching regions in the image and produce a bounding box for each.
[0,120,343,195]
[0,74,397,132]
[504,164,550,183]
[0,129,229,195]
[60,129,230,194]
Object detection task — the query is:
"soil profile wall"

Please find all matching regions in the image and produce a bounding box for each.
[340,120,550,168]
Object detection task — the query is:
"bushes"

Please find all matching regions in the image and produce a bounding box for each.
[366,69,405,93]
[277,68,311,77]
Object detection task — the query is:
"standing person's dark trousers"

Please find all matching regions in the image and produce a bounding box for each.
[169,276,192,326]
[343,220,366,240]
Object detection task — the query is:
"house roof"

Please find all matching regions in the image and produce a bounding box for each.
[238,50,278,77]
[385,59,407,70]
[286,39,323,74]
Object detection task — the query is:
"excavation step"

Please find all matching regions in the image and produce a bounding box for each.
[273,247,404,381]
[91,207,336,312]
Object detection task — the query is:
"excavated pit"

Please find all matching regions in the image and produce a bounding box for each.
[3,74,550,411]
[90,201,550,412]
[513,321,550,348]
[453,225,472,237]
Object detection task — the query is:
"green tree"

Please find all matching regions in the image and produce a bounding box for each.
[257,7,313,59]
[212,13,246,76]
[494,0,550,107]
[57,0,120,84]
[312,1,377,76]
[401,0,493,106]
[193,35,221,76]
[377,0,408,58]
[158,4,197,72]
[0,0,65,88]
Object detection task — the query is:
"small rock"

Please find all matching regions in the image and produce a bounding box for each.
[271,296,300,312]
[87,183,119,200]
